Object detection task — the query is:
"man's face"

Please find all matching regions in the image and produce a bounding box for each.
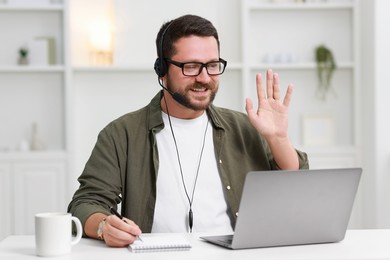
[165,36,220,111]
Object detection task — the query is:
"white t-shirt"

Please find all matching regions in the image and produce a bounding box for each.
[152,112,233,233]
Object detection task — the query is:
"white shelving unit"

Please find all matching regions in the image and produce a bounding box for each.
[0,0,69,240]
[0,1,68,151]
[241,0,361,169]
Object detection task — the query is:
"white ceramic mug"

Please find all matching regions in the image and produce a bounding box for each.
[35,212,82,257]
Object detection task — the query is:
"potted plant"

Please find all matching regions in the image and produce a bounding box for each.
[18,47,29,65]
[315,45,336,100]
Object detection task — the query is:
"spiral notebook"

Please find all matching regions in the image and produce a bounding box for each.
[128,235,192,253]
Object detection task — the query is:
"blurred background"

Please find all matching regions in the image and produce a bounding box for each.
[0,0,389,240]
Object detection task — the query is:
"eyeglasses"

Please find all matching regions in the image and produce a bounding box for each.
[165,58,227,76]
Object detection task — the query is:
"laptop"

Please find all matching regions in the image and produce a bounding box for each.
[201,168,362,249]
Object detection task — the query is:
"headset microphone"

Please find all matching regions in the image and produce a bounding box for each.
[157,78,189,107]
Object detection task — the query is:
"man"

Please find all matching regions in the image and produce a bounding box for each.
[68,14,309,247]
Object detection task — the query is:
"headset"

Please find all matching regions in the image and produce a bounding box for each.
[154,21,174,78]
[153,20,188,106]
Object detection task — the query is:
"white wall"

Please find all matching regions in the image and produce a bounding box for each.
[360,0,376,228]
[361,0,390,228]
[372,0,390,227]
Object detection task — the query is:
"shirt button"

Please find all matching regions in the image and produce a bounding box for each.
[235,212,239,217]
[219,159,222,164]
[226,185,231,190]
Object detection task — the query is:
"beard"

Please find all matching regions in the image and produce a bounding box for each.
[165,79,218,111]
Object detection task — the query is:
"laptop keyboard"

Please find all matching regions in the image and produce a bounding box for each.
[218,235,233,245]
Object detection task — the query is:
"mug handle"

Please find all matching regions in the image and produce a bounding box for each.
[71,216,82,245]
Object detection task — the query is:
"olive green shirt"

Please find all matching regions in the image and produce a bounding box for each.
[68,91,309,234]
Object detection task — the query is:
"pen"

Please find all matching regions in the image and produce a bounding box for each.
[109,207,143,242]
[110,206,125,220]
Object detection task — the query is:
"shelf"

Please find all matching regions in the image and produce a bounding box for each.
[0,65,65,73]
[249,62,354,70]
[73,64,152,73]
[0,4,63,11]
[247,2,354,11]
[0,150,68,160]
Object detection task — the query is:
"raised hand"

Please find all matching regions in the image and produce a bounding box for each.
[245,69,298,170]
[245,69,293,140]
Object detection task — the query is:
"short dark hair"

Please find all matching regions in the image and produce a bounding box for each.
[155,14,220,59]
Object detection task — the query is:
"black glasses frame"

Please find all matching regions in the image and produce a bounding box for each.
[165,58,227,76]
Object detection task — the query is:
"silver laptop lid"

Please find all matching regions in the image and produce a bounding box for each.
[232,168,362,249]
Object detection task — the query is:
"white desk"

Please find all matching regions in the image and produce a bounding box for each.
[1,229,389,260]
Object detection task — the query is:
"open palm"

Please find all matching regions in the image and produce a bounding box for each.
[245,70,293,139]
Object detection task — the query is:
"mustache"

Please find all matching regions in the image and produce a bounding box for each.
[190,83,210,89]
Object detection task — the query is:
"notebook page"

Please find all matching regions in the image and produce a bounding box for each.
[128,235,192,253]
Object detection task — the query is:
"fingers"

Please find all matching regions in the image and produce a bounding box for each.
[256,73,265,102]
[266,69,273,99]
[272,72,281,100]
[256,69,292,105]
[283,84,293,107]
[264,69,281,100]
[103,215,142,247]
[245,97,255,118]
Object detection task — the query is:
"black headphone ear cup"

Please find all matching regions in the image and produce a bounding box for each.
[154,58,167,77]
[154,58,161,77]
[155,21,172,78]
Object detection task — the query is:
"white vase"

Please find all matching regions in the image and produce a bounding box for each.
[30,122,46,151]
